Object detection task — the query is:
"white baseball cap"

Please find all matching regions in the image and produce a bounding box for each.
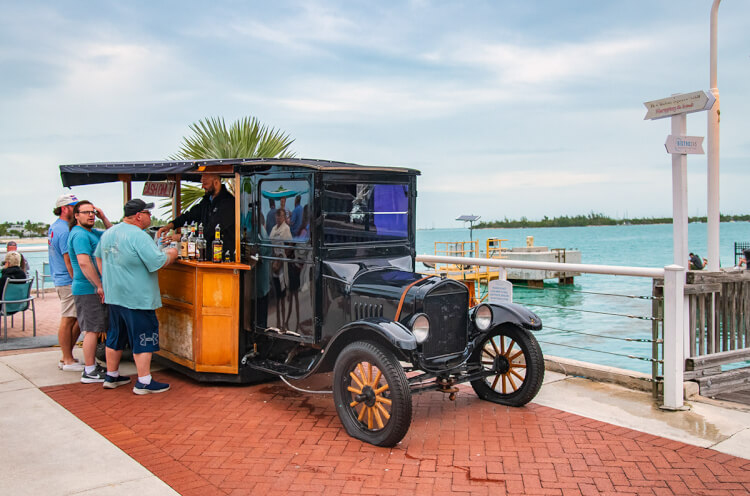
[55,193,79,208]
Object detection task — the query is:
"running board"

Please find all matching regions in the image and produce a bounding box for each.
[246,359,310,379]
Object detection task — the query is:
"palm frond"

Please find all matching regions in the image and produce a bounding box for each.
[166,116,296,213]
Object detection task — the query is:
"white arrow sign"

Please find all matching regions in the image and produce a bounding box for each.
[643,91,715,120]
[665,135,705,155]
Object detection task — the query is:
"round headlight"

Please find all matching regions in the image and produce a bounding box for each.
[474,304,492,331]
[411,314,430,344]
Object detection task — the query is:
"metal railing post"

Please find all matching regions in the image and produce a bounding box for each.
[662,264,686,410]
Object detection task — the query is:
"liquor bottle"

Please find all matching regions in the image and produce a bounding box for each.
[179,228,188,259]
[196,223,207,261]
[187,222,197,260]
[169,230,178,252]
[212,224,223,263]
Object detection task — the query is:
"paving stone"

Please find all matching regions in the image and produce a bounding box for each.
[40,370,750,495]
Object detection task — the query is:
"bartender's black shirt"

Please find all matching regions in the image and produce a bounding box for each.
[173,184,235,255]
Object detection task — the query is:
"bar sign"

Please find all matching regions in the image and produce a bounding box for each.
[143,181,175,197]
[665,135,705,155]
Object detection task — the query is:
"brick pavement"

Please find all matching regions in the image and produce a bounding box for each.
[43,372,750,496]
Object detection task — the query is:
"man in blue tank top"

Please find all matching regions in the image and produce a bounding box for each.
[48,193,82,371]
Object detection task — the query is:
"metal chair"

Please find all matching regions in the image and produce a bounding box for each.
[1,277,36,342]
[36,261,54,298]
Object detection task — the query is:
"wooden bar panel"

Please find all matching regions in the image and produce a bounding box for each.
[156,260,249,375]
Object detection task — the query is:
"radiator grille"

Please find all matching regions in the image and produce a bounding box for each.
[421,285,468,358]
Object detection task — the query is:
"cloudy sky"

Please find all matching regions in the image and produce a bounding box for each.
[1,0,748,228]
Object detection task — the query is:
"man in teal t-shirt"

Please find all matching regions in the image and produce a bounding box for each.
[67,200,113,384]
[95,199,178,394]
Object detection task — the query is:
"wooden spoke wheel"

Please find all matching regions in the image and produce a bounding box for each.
[333,341,412,447]
[470,324,544,406]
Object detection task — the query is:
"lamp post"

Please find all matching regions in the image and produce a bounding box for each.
[706,0,721,271]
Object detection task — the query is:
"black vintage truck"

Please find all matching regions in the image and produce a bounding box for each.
[60,158,545,446]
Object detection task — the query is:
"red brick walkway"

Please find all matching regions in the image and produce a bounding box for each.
[43,371,750,496]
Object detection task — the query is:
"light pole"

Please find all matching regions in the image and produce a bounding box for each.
[706,0,721,271]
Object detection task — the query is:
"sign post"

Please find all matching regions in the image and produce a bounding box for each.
[643,90,715,410]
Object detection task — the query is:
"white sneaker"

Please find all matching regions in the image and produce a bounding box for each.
[58,359,80,370]
[61,362,84,372]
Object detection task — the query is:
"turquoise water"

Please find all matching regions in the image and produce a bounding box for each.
[417,222,750,374]
[12,222,750,374]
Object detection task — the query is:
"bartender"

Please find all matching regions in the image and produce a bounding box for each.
[156,173,235,257]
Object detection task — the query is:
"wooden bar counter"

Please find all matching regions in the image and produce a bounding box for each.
[156,259,251,374]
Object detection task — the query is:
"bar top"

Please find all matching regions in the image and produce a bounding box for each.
[173,259,253,271]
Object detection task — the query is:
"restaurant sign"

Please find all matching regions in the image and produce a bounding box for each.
[665,135,705,155]
[643,90,715,120]
[143,181,175,197]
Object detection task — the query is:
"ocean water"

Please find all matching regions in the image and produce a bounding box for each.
[11,222,750,374]
[417,222,750,374]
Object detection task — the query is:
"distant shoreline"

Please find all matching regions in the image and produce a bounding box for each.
[1,237,48,245]
[473,214,750,230]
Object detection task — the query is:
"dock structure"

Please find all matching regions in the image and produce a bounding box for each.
[424,238,582,296]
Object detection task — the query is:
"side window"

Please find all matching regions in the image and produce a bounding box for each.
[259,179,311,243]
[322,182,409,244]
[240,177,254,242]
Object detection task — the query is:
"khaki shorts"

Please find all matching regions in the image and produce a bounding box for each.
[56,286,77,318]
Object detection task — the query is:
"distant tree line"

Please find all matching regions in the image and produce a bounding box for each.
[1,218,168,238]
[0,221,50,237]
[475,212,750,229]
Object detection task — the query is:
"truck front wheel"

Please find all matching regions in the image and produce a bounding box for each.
[470,324,544,406]
[333,341,412,447]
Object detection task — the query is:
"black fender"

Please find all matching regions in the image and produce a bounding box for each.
[469,302,542,332]
[315,318,417,374]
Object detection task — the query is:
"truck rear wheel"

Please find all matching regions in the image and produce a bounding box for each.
[333,341,412,447]
[470,324,544,406]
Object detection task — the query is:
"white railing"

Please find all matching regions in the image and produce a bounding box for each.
[416,254,687,410]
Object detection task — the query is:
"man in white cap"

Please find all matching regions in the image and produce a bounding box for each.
[48,193,82,370]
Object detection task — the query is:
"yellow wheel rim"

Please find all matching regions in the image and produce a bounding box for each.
[347,361,391,430]
[480,335,527,394]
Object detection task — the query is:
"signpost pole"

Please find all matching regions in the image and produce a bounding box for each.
[670,112,691,362]
[706,0,722,271]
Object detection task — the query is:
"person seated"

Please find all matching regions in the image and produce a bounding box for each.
[1,251,27,294]
[5,241,30,273]
[688,252,704,270]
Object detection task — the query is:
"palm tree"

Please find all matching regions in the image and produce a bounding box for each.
[165,116,295,213]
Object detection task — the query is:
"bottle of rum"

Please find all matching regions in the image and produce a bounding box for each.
[212,224,223,263]
[179,228,188,259]
[196,223,207,261]
[187,222,197,260]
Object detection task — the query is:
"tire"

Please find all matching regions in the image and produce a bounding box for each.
[333,341,412,447]
[469,324,544,407]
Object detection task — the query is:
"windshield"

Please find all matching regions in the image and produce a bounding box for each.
[323,182,409,244]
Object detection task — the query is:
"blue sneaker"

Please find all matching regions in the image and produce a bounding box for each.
[133,379,170,395]
[103,375,131,389]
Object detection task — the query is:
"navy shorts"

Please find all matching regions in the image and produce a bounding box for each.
[107,304,160,354]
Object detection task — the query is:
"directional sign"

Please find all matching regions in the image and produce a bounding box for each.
[665,135,705,155]
[643,90,715,120]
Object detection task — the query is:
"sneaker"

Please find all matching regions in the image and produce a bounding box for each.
[81,366,106,383]
[58,359,80,370]
[133,379,170,395]
[62,362,85,372]
[103,375,131,389]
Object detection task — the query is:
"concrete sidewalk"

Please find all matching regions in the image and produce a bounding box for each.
[1,347,748,495]
[0,349,178,495]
